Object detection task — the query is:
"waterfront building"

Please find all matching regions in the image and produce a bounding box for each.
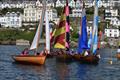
[105,8,120,27]
[23,4,37,23]
[55,0,65,7]
[23,1,58,26]
[0,12,22,28]
[0,1,24,9]
[104,28,119,38]
[105,8,118,20]
[70,8,82,17]
[110,17,120,27]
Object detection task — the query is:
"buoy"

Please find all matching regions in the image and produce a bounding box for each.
[109,60,112,64]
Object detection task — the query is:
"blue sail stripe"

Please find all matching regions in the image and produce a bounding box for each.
[93,31,98,54]
[92,0,99,55]
[88,31,92,49]
[78,9,88,54]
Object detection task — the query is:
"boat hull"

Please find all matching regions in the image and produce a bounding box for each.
[12,55,46,65]
[73,54,99,64]
[56,54,73,62]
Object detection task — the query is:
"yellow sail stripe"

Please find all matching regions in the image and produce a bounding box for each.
[54,43,65,48]
[54,27,65,37]
[60,14,66,21]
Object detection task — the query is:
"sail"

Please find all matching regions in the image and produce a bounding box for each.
[30,23,41,50]
[65,0,70,51]
[92,0,99,54]
[54,14,66,49]
[77,7,88,53]
[88,31,92,49]
[30,1,46,50]
[45,11,50,53]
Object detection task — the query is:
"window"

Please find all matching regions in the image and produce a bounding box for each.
[25,13,27,16]
[109,33,112,37]
[114,34,117,37]
[32,13,35,16]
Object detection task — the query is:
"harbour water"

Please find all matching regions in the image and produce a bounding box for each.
[0,45,120,80]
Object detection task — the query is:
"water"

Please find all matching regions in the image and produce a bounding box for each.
[0,45,120,80]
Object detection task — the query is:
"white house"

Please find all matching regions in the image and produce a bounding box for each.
[0,16,6,26]
[23,1,58,25]
[70,8,82,17]
[105,8,119,27]
[23,4,37,22]
[0,12,22,28]
[0,1,24,9]
[110,17,120,27]
[104,28,119,38]
[105,9,118,19]
[55,0,65,7]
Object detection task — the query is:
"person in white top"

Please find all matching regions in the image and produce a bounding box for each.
[84,51,88,56]
[117,46,120,53]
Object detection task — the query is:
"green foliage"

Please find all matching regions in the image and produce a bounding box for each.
[54,7,64,17]
[0,29,35,42]
[104,37,108,42]
[70,18,79,42]
[86,7,94,14]
[98,22,106,31]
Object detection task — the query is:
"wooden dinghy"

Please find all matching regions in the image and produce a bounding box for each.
[75,0,100,64]
[72,54,82,60]
[12,1,49,65]
[56,54,73,62]
[73,54,99,64]
[12,55,46,65]
[79,55,99,64]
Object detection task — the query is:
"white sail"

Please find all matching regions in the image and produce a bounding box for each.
[30,1,46,50]
[30,24,41,50]
[45,11,50,53]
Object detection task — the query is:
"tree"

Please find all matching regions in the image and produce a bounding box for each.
[54,7,64,17]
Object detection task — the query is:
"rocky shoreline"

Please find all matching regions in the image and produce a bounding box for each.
[0,41,16,45]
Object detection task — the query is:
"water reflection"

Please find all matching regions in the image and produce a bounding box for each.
[56,63,69,80]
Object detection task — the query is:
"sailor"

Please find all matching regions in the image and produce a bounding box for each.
[96,54,101,59]
[84,51,89,56]
[21,48,29,55]
[117,46,120,54]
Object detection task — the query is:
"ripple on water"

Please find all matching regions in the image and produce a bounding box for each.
[0,46,120,80]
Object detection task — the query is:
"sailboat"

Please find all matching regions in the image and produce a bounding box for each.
[73,0,100,64]
[51,0,72,62]
[12,1,49,65]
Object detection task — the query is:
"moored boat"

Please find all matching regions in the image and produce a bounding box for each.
[73,54,99,64]
[73,0,100,64]
[12,55,46,65]
[56,53,73,62]
[79,55,99,64]
[12,1,48,65]
[50,0,73,62]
